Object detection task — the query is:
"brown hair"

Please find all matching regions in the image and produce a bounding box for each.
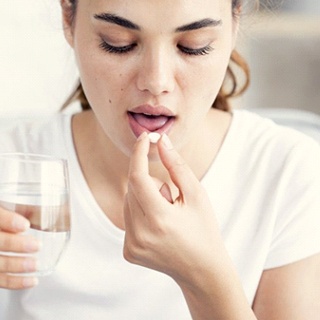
[62,0,252,112]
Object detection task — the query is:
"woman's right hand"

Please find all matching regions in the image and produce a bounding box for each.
[0,207,40,289]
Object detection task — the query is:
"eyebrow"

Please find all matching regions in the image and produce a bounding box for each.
[175,18,222,32]
[94,13,222,33]
[94,13,140,30]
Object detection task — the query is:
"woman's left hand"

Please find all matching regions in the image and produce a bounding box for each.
[123,132,228,285]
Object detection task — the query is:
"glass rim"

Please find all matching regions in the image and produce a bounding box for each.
[0,153,68,165]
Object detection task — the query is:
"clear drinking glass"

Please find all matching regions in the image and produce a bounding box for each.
[0,153,71,276]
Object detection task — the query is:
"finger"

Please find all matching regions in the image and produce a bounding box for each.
[158,134,201,196]
[128,133,165,207]
[0,255,37,273]
[0,207,30,233]
[0,274,38,290]
[129,132,151,176]
[0,233,40,253]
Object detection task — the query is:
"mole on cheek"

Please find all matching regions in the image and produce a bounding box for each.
[109,99,112,104]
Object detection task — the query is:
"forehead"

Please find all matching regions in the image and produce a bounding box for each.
[81,0,231,28]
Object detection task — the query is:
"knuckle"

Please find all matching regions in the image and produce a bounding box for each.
[123,246,132,262]
[123,243,137,264]
[123,233,147,263]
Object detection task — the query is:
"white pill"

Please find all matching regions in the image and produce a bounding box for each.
[148,132,161,144]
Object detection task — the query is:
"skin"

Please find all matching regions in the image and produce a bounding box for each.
[0,0,319,319]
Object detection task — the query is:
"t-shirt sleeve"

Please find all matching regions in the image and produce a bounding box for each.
[264,137,320,269]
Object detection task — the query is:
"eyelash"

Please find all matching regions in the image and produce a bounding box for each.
[177,44,213,56]
[99,40,213,56]
[99,41,137,54]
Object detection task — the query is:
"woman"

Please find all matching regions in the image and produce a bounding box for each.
[0,0,319,319]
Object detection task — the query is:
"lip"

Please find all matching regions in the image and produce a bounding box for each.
[129,105,175,117]
[128,104,176,138]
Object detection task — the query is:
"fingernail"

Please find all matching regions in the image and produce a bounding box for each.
[161,134,173,149]
[137,131,148,141]
[23,277,39,288]
[12,216,30,231]
[24,239,41,253]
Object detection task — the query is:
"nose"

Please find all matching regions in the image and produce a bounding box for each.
[136,46,175,96]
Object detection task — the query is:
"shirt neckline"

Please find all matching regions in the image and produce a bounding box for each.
[63,109,240,238]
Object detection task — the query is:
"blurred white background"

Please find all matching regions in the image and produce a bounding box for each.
[236,0,320,115]
[0,0,78,118]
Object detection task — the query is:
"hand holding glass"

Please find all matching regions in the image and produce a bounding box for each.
[0,154,71,276]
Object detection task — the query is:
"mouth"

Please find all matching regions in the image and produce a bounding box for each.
[128,105,176,138]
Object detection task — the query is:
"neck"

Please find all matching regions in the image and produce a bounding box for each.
[72,108,232,212]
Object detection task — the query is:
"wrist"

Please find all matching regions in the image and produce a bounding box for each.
[176,263,256,320]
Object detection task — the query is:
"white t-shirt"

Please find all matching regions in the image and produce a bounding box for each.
[1,110,320,320]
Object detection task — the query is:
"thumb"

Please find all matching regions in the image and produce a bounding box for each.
[157,134,200,197]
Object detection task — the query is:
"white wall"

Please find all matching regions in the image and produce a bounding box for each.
[0,0,78,118]
[237,13,320,115]
[281,0,320,15]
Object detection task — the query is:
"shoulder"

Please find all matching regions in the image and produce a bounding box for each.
[231,111,320,266]
[253,253,320,318]
[231,109,320,161]
[232,109,318,143]
[217,109,320,200]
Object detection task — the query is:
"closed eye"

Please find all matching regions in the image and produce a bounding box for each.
[177,44,214,56]
[99,40,213,56]
[99,41,137,54]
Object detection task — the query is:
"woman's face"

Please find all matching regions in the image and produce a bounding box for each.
[63,0,238,157]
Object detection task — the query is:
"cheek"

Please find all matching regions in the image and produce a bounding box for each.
[182,42,231,94]
[75,47,130,106]
[184,58,229,104]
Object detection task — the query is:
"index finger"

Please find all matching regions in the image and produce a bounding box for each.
[0,207,30,233]
[129,132,151,176]
[128,133,166,207]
